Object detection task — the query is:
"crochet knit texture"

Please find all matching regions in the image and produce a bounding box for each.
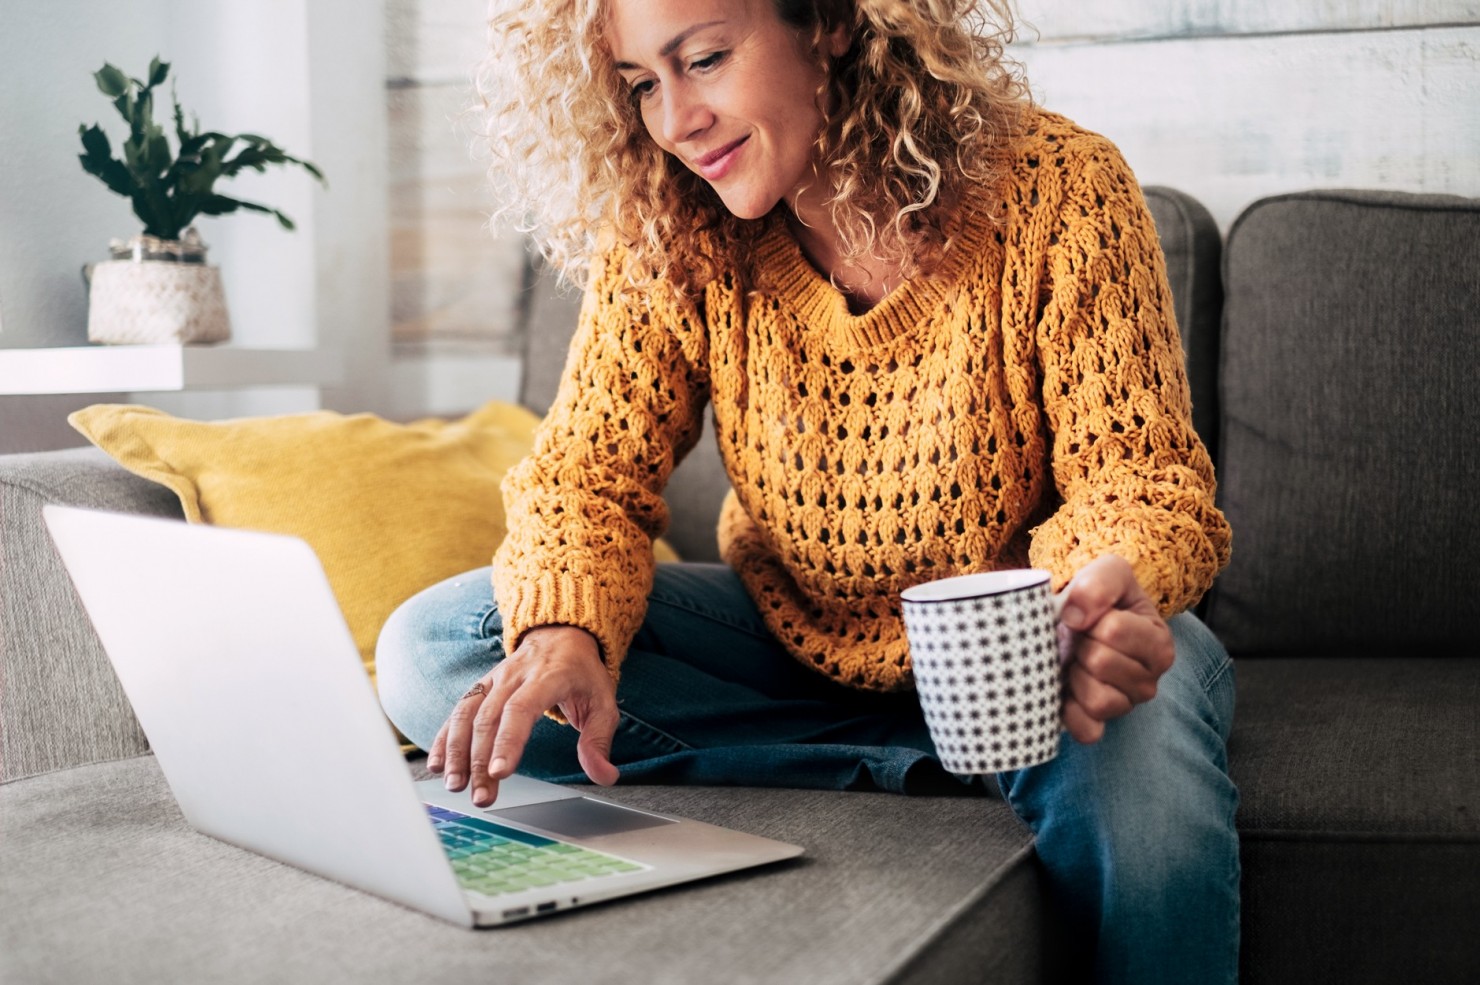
[493,110,1231,692]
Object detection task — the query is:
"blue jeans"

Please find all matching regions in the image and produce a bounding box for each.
[378,562,1239,983]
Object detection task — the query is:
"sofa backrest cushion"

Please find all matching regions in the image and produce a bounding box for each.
[1143,186,1224,461]
[1204,190,1480,654]
[0,448,183,782]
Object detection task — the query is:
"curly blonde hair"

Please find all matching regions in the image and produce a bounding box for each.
[477,0,1030,295]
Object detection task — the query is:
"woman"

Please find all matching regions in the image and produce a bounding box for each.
[377,1,1239,981]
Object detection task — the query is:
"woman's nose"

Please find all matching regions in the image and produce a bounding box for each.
[659,82,711,146]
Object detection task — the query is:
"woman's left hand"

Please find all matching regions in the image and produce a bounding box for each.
[1057,554,1175,744]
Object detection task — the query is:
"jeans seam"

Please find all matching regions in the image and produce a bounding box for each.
[475,603,501,640]
[615,706,694,754]
[1201,653,1234,695]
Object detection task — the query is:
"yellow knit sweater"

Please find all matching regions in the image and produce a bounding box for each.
[493,110,1231,693]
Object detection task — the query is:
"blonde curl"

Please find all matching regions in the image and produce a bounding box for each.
[476,0,1030,296]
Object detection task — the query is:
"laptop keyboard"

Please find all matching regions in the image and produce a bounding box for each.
[425,804,645,898]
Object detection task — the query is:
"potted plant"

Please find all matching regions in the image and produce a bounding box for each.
[77,56,325,345]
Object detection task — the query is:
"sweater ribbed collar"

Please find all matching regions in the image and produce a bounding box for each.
[751,202,998,351]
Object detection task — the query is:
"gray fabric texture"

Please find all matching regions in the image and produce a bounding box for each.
[1230,657,1480,985]
[1205,190,1480,654]
[519,256,731,563]
[1143,185,1223,460]
[1229,657,1480,838]
[0,447,184,782]
[884,856,1070,985]
[1239,840,1480,985]
[0,755,1042,985]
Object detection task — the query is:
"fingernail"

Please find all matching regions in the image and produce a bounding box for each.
[1061,605,1084,629]
[473,786,489,805]
[427,757,442,773]
[490,757,507,777]
[444,772,462,790]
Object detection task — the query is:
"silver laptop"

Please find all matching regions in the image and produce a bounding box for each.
[44,505,802,928]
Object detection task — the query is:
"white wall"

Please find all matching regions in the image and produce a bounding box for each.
[0,0,389,448]
[1013,0,1480,229]
[0,0,173,352]
[0,0,172,450]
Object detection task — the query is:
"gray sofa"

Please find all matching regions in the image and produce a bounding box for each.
[2,188,1476,984]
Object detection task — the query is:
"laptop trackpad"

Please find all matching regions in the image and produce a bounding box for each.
[487,797,675,839]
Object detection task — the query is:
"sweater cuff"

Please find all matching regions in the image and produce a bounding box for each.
[495,568,633,688]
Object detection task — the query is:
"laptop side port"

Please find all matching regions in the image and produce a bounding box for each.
[501,906,530,919]
[536,902,558,914]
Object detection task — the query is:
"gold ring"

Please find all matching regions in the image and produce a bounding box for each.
[461,682,487,700]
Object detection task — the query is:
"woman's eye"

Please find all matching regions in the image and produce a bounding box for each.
[690,51,726,71]
[630,78,656,100]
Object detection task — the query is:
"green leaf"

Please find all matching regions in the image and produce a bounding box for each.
[222,144,271,176]
[173,94,191,146]
[177,132,212,158]
[77,125,137,199]
[145,131,172,174]
[78,123,111,160]
[136,190,182,240]
[78,153,137,198]
[81,56,325,234]
[198,194,293,230]
[95,64,128,98]
[134,91,153,137]
[196,193,245,217]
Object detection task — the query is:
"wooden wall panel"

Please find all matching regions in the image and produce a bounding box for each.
[1016,26,1480,228]
[1020,0,1480,43]
[388,83,525,350]
[386,0,523,352]
[381,0,1478,371]
[386,0,487,84]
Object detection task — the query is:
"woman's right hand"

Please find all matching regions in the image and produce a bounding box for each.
[427,624,619,808]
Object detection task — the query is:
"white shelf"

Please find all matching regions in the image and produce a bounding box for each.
[0,345,341,395]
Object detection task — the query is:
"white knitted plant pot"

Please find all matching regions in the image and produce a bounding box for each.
[87,260,231,345]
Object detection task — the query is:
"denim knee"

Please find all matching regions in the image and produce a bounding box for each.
[375,567,503,752]
[997,612,1240,982]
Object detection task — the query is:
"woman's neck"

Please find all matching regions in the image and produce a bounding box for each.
[784,207,903,315]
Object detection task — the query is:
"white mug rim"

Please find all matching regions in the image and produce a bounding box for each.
[900,568,1052,605]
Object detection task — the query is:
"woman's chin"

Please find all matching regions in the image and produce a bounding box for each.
[713,189,780,222]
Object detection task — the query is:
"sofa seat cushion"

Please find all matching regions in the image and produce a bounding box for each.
[0,755,1060,985]
[1230,656,1480,984]
[1231,656,1479,838]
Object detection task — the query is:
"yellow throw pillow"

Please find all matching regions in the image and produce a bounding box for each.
[69,401,681,693]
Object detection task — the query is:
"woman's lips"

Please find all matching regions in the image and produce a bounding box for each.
[694,136,748,181]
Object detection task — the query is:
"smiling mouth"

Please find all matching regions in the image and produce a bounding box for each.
[693,136,748,180]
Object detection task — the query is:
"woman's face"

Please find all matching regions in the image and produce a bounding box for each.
[607,0,849,221]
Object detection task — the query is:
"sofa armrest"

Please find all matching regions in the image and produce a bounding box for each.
[0,448,183,782]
